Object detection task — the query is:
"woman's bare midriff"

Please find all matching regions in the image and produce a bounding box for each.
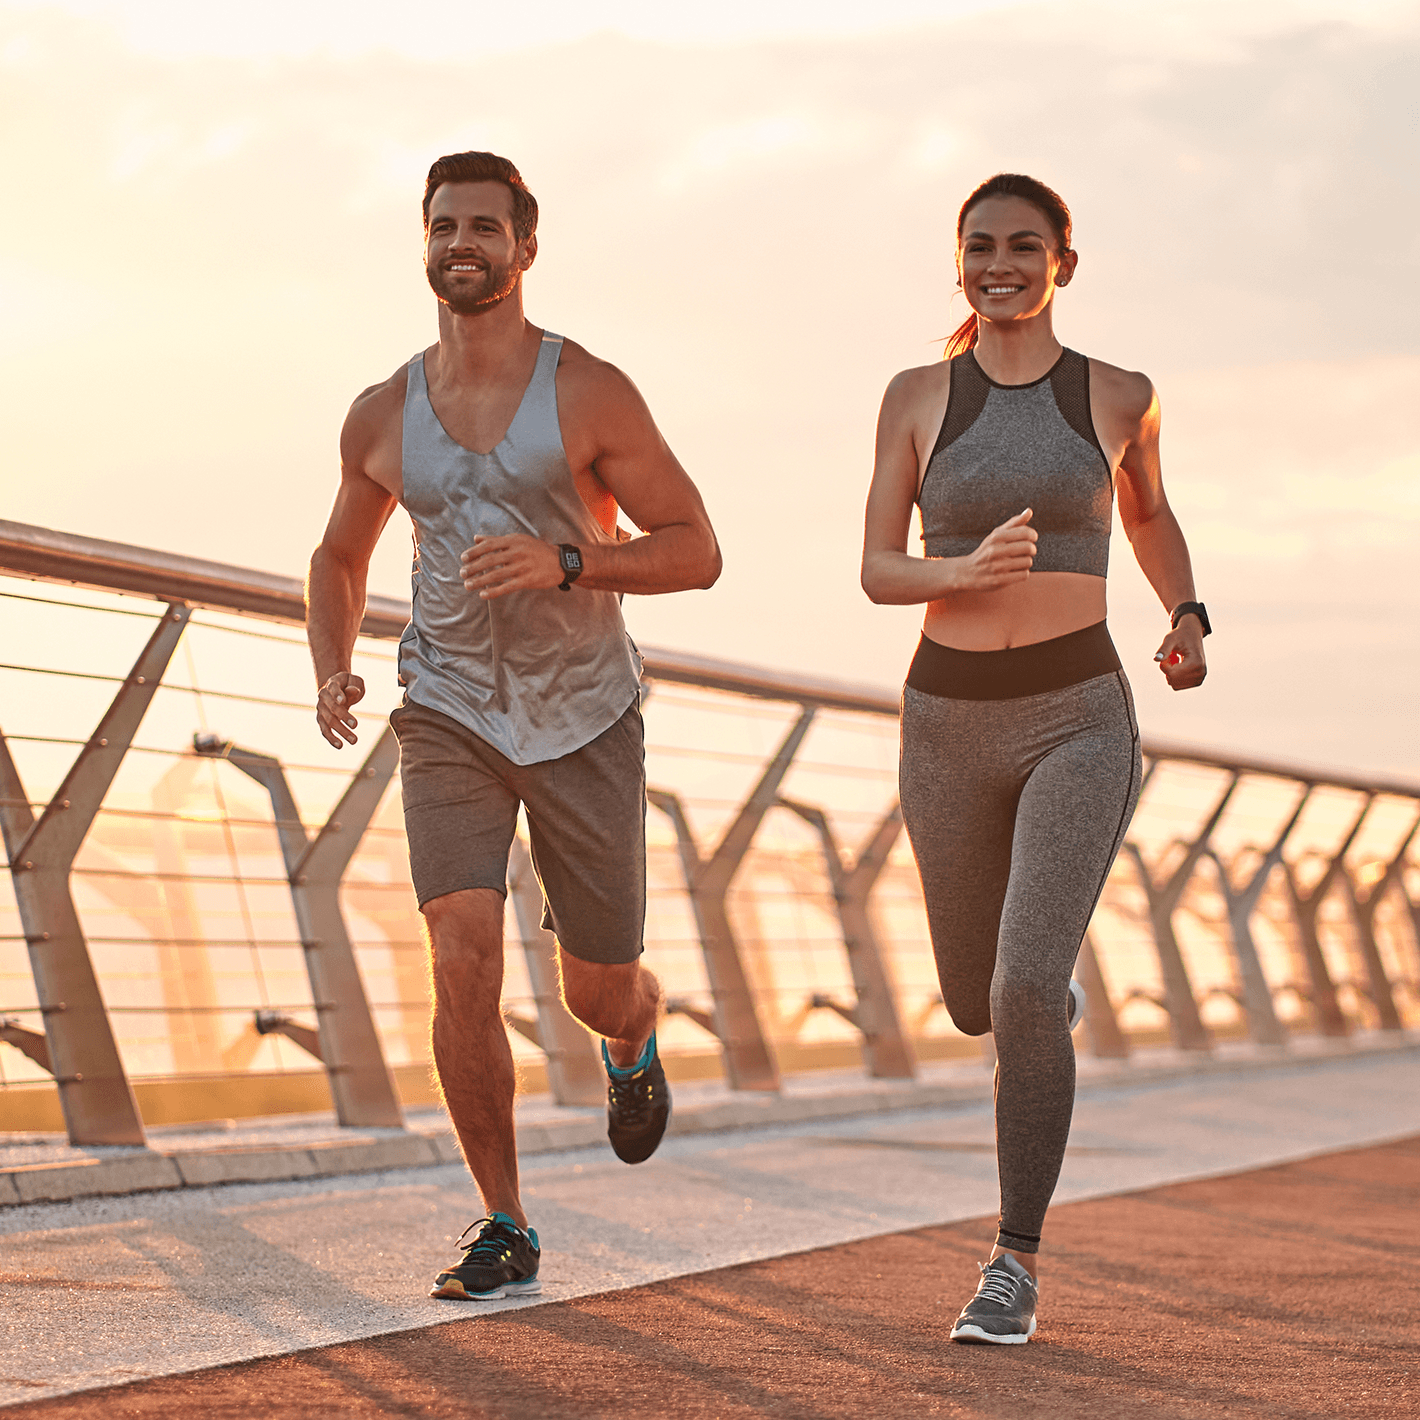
[922,571,1107,651]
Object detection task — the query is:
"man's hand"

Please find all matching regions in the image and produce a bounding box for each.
[460,534,563,599]
[956,509,1038,591]
[1153,618,1207,691]
[317,671,366,747]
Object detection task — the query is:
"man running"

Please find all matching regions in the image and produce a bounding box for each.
[305,150,721,1301]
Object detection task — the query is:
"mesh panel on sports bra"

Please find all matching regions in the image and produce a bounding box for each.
[927,352,991,463]
[1048,350,1110,477]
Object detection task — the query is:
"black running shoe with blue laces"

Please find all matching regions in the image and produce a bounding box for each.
[603,1032,671,1164]
[429,1213,541,1300]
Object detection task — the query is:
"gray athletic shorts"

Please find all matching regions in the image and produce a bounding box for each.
[388,698,646,965]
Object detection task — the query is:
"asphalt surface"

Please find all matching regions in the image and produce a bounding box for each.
[3,1047,1419,1415]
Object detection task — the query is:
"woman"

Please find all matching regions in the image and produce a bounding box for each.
[861,173,1208,1344]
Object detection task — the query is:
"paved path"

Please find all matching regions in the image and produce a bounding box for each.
[19,1134,1408,1419]
[2,1046,1418,1411]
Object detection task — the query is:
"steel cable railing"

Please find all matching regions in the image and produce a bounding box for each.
[2,516,1418,1143]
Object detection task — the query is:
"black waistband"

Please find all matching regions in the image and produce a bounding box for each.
[905,621,1121,701]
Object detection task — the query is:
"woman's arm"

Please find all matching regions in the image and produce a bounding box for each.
[861,369,1037,605]
[1111,373,1207,691]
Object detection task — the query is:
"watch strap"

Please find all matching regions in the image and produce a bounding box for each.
[1170,600,1211,636]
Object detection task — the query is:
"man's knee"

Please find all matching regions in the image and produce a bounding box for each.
[423,887,504,946]
[423,889,506,1005]
[559,952,651,1034]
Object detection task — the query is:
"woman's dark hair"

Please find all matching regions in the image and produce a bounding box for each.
[422,151,539,242]
[944,173,1072,359]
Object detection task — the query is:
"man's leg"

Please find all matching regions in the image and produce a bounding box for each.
[558,950,660,1068]
[423,886,525,1228]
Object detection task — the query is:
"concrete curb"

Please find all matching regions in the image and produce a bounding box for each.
[2,1032,1415,1208]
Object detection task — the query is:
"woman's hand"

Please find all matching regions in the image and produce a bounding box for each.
[954,509,1038,591]
[1153,618,1207,691]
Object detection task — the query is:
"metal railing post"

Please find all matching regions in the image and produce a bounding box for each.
[1076,930,1130,1058]
[1202,786,1312,1047]
[776,797,915,1078]
[198,729,404,1127]
[506,835,605,1106]
[0,602,190,1144]
[1282,795,1372,1036]
[1122,771,1237,1051]
[1337,811,1417,1032]
[647,709,817,1092]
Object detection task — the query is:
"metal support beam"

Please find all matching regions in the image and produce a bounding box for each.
[1203,787,1313,1048]
[0,602,191,1144]
[1076,931,1129,1059]
[647,710,816,1092]
[1337,811,1417,1032]
[1123,772,1238,1051]
[776,797,914,1078]
[0,1018,53,1074]
[1282,795,1372,1037]
[506,834,605,1107]
[254,1010,324,1061]
[197,729,404,1127]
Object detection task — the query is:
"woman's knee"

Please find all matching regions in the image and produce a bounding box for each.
[942,986,993,1037]
[990,970,1069,1034]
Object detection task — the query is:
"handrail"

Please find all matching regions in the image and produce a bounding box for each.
[3,518,1418,797]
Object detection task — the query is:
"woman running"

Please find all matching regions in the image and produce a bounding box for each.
[861,173,1208,1344]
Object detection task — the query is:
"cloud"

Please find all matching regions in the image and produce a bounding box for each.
[0,3,1416,774]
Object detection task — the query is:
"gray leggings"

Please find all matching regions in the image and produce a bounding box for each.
[899,631,1141,1254]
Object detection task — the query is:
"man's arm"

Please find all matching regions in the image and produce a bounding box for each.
[459,356,721,600]
[306,389,400,746]
[1112,374,1207,692]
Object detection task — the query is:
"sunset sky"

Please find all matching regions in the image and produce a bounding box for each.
[2,0,1417,776]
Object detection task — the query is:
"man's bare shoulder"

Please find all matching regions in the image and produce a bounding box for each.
[340,360,414,468]
[554,337,642,406]
[1088,357,1156,425]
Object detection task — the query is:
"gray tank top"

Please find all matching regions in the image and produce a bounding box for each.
[396,331,641,765]
[918,348,1113,577]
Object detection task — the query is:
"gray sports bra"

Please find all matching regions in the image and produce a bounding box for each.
[917,348,1113,577]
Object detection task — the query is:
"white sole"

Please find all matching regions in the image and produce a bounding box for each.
[950,1316,1037,1344]
[430,1275,543,1300]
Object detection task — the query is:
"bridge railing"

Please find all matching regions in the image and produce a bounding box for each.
[2,519,1417,1145]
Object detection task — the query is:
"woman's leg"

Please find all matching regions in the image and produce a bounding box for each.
[991,673,1142,1263]
[898,687,1016,1038]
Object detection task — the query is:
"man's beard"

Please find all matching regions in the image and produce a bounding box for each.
[426,257,520,315]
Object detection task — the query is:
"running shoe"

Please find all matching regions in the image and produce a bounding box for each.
[1067,978,1087,1033]
[429,1213,541,1300]
[949,1253,1039,1344]
[603,1031,671,1164]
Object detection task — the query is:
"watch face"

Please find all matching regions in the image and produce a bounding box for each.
[563,548,582,570]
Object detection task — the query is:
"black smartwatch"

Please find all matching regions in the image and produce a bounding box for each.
[1170,600,1211,636]
[557,544,583,591]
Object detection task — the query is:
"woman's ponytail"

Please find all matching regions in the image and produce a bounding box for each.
[943,313,978,360]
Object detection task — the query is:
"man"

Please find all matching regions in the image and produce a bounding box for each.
[306,151,721,1301]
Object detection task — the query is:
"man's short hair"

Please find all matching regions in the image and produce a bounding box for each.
[422,152,538,241]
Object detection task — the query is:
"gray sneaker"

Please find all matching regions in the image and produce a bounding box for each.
[1067,978,1086,1033]
[949,1253,1039,1344]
